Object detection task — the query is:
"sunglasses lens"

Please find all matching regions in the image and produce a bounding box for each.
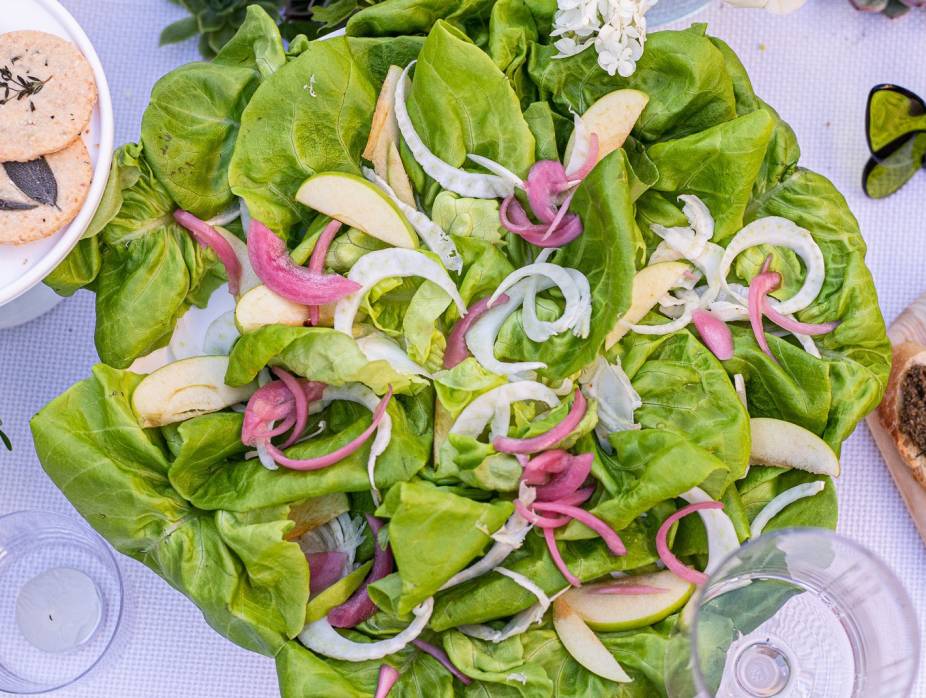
[863,132,926,199]
[868,87,926,153]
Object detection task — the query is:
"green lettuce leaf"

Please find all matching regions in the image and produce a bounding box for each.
[225,325,428,394]
[168,395,431,511]
[404,20,535,205]
[92,145,224,367]
[527,27,737,143]
[30,365,308,656]
[229,35,421,233]
[495,149,638,380]
[141,6,286,218]
[347,0,495,39]
[373,481,513,614]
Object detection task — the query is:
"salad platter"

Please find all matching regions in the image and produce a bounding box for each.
[28,2,891,696]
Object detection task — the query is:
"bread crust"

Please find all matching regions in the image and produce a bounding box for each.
[879,341,926,487]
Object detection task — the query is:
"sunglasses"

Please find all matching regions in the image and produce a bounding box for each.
[863,84,926,199]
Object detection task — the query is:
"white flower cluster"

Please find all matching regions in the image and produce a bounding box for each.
[551,0,657,77]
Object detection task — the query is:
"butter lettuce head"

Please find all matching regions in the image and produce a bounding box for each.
[32,9,890,698]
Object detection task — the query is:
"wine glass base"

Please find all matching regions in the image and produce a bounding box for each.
[732,641,792,697]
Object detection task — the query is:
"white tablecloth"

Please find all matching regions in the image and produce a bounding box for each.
[0,1,924,695]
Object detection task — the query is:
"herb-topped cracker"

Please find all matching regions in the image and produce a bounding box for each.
[0,138,92,244]
[0,31,97,162]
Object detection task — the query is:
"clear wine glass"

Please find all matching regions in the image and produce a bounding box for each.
[665,528,920,698]
[0,511,125,694]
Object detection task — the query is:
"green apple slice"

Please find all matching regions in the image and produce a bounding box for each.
[363,65,402,177]
[131,356,256,428]
[562,571,694,632]
[750,417,841,477]
[553,597,633,683]
[606,261,690,348]
[386,141,416,207]
[565,89,649,167]
[235,284,309,334]
[285,493,350,541]
[296,172,418,249]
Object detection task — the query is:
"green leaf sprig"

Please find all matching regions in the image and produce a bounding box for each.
[160,0,382,57]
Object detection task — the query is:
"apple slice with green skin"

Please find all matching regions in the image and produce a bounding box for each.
[564,89,649,167]
[363,65,416,207]
[285,493,350,541]
[363,65,402,176]
[553,597,633,683]
[750,417,840,477]
[562,571,694,632]
[131,356,256,428]
[235,284,309,334]
[296,172,418,249]
[606,261,690,348]
[386,141,416,207]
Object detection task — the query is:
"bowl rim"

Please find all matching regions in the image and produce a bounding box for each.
[0,0,115,307]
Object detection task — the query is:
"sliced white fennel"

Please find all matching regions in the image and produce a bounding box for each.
[719,217,826,316]
[394,62,517,199]
[299,598,433,661]
[679,487,740,576]
[362,166,462,272]
[334,248,465,337]
[750,481,826,539]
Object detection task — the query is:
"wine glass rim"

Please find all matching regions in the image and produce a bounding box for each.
[0,510,126,694]
[687,527,921,697]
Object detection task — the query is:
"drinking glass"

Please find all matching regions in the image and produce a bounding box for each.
[0,511,125,693]
[647,0,712,26]
[666,528,920,697]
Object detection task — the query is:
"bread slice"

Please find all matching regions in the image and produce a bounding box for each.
[879,341,926,487]
[0,137,92,244]
[0,31,97,162]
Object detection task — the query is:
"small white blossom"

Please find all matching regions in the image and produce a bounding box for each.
[552,0,656,77]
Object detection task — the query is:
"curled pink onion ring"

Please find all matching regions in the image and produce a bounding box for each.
[444,294,508,369]
[762,302,840,337]
[543,526,581,587]
[656,501,725,585]
[494,389,587,455]
[265,387,392,471]
[412,640,472,685]
[329,514,395,628]
[248,220,360,306]
[374,664,399,698]
[514,500,570,528]
[535,452,593,502]
[174,210,243,296]
[748,268,782,362]
[307,551,348,595]
[307,219,343,326]
[532,501,625,556]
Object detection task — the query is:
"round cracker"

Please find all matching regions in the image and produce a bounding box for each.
[0,137,92,245]
[0,31,97,162]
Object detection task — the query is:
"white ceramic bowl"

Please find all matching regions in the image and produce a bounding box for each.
[0,0,114,329]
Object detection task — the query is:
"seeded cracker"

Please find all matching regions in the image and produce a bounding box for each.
[0,138,92,245]
[0,31,97,162]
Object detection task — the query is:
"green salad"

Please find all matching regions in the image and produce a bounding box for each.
[32,3,891,696]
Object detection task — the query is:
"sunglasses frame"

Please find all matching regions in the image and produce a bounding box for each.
[863,84,926,197]
[865,84,926,159]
